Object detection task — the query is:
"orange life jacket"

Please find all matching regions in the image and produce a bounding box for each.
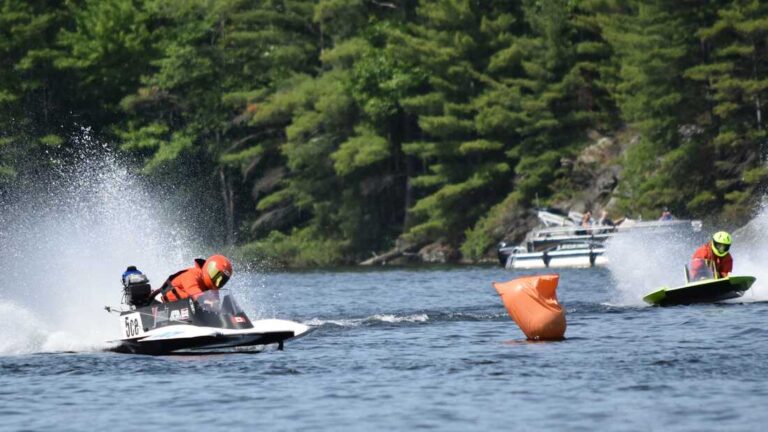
[160,259,216,303]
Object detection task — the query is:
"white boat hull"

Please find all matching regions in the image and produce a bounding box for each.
[107,290,311,355]
[505,248,607,270]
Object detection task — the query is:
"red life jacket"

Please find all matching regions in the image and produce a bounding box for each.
[160,259,216,303]
[690,242,732,279]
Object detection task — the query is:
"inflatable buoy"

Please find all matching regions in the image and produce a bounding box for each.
[492,274,566,340]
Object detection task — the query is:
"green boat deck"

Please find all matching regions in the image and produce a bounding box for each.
[643,276,756,306]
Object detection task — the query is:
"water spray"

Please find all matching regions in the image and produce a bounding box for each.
[0,132,199,354]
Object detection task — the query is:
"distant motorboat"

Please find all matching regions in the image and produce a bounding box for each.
[499,241,606,270]
[497,210,702,269]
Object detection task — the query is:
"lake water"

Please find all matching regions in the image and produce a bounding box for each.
[2,265,768,431]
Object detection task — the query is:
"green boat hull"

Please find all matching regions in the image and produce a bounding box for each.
[643,276,756,306]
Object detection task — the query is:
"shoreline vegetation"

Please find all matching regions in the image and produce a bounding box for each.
[1,1,767,267]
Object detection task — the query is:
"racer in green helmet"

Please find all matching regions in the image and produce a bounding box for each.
[690,231,733,280]
[710,231,732,257]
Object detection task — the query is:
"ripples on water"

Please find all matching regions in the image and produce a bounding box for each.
[2,266,768,431]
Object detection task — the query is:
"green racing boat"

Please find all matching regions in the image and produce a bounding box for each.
[643,275,755,306]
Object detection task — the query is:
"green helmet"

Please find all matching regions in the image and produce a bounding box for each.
[711,231,732,257]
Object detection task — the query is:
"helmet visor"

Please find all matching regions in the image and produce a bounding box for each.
[210,270,230,288]
[713,241,730,255]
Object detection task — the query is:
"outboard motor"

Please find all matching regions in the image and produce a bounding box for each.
[121,266,152,308]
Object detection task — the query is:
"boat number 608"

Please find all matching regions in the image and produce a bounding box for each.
[124,316,141,337]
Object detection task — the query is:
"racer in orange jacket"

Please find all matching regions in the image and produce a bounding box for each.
[689,231,732,280]
[153,255,233,303]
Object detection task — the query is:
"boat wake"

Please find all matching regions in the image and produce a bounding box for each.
[303,306,514,330]
[303,313,430,328]
[0,301,107,354]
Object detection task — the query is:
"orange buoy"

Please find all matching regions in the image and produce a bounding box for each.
[492,274,566,340]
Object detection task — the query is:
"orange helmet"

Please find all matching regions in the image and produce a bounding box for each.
[202,255,233,289]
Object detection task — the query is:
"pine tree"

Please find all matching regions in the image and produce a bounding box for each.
[0,0,70,186]
[462,0,619,259]
[600,0,713,217]
[118,0,320,245]
[389,0,521,248]
[237,1,421,264]
[686,0,768,221]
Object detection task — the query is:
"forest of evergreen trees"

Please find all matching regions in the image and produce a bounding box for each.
[1,0,767,265]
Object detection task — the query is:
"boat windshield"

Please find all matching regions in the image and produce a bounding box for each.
[194,290,245,315]
[688,258,715,281]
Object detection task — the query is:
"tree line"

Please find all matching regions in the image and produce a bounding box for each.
[1,0,766,265]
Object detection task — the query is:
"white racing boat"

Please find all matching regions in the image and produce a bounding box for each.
[106,271,309,355]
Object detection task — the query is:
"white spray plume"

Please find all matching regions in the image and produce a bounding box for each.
[731,199,768,301]
[0,133,201,354]
[605,224,701,305]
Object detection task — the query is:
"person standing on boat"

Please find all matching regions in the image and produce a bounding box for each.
[150,255,234,303]
[689,232,732,280]
[577,211,593,235]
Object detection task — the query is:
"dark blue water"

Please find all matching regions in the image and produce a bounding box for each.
[2,266,768,431]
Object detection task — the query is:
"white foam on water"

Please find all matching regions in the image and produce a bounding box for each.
[303,317,359,327]
[0,132,202,354]
[0,301,53,354]
[303,313,430,328]
[730,200,768,302]
[605,225,700,306]
[367,313,429,323]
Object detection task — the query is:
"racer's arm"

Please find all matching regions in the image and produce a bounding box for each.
[719,255,733,278]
